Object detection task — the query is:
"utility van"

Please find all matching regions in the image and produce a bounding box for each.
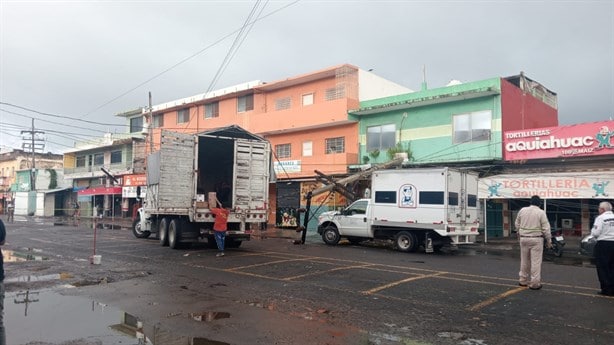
[317,167,479,252]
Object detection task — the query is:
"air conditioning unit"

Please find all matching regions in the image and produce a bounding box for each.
[561,219,573,230]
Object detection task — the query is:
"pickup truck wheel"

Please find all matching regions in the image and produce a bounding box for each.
[159,217,169,246]
[168,218,182,249]
[394,231,417,252]
[132,217,151,239]
[322,226,340,245]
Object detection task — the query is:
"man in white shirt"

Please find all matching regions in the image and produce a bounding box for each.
[591,201,614,296]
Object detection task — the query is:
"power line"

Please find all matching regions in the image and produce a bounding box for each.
[0,103,126,128]
[81,0,301,119]
[0,108,111,134]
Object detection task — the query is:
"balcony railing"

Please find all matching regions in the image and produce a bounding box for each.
[64,163,133,176]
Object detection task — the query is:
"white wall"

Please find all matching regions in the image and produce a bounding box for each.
[14,191,29,216]
[358,69,413,102]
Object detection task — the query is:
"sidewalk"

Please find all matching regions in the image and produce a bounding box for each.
[472,233,585,258]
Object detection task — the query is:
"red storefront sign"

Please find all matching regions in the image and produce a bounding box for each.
[504,120,614,160]
[77,186,123,196]
[123,174,147,186]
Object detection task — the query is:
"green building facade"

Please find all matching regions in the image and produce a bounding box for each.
[350,78,504,165]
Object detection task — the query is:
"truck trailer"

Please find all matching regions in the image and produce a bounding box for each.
[133,125,271,249]
[317,167,480,252]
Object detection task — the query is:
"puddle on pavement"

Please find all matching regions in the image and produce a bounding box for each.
[190,311,231,322]
[3,249,48,262]
[4,290,231,345]
[5,290,137,345]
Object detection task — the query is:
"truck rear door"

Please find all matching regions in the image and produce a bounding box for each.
[447,170,479,225]
[233,139,270,210]
[463,172,479,225]
[157,130,196,210]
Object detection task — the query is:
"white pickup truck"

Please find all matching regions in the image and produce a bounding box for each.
[317,167,480,252]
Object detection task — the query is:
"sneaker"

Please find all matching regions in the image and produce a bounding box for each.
[216,252,225,257]
[529,285,542,290]
[518,283,528,287]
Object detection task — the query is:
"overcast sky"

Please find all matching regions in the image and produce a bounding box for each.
[1,0,612,153]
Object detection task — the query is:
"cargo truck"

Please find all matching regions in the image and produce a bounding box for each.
[317,167,480,252]
[133,125,271,249]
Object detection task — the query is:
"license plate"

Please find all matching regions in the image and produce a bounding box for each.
[555,236,564,241]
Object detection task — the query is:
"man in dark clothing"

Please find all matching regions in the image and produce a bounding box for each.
[591,201,614,296]
[0,218,6,344]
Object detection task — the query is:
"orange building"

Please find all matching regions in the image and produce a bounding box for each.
[128,64,411,228]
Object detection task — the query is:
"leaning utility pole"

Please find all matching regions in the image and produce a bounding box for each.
[21,118,45,191]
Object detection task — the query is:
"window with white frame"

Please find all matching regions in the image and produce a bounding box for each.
[367,124,396,152]
[152,114,164,128]
[453,110,492,144]
[177,108,190,123]
[276,143,291,158]
[325,86,345,101]
[275,97,291,111]
[110,150,122,164]
[302,141,312,157]
[237,94,254,112]
[302,93,314,106]
[325,137,345,154]
[130,116,143,133]
[76,156,86,167]
[205,102,219,118]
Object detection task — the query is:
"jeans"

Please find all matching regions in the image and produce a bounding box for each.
[0,282,5,345]
[214,231,226,252]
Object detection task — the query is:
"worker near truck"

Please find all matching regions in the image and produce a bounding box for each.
[211,200,230,257]
[591,201,614,296]
[515,195,552,290]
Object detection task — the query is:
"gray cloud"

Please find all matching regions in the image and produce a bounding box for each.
[1,0,612,153]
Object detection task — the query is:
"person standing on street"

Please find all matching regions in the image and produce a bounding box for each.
[6,201,13,224]
[0,218,7,345]
[591,201,614,296]
[211,200,230,257]
[515,195,552,290]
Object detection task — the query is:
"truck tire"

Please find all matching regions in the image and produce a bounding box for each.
[226,239,242,248]
[394,231,417,252]
[322,225,340,245]
[207,235,218,249]
[159,217,169,246]
[168,218,182,249]
[132,217,151,239]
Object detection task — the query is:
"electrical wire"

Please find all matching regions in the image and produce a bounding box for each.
[82,0,301,119]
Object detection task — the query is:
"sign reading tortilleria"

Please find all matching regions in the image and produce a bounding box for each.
[479,172,614,199]
[504,120,614,160]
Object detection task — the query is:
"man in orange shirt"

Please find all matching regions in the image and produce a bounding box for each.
[211,206,230,257]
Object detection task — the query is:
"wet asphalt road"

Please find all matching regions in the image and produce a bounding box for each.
[2,218,613,345]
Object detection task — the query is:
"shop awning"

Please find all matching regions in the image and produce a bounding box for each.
[77,186,123,196]
[42,187,71,194]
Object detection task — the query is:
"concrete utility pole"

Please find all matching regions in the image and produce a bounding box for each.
[149,92,154,154]
[21,118,45,191]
